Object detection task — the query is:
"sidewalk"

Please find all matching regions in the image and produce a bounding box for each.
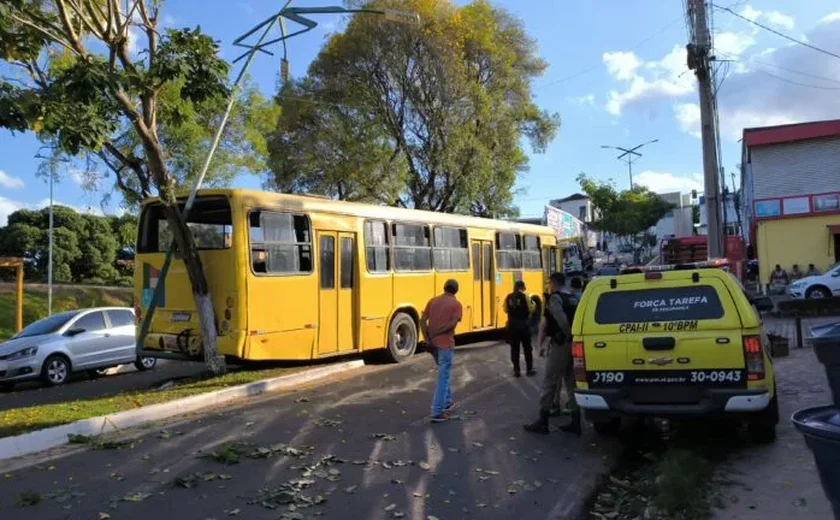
[712,345,834,519]
[762,316,838,346]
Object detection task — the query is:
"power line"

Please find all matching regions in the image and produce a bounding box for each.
[535,14,684,90]
[715,50,840,86]
[712,3,840,61]
[754,68,840,90]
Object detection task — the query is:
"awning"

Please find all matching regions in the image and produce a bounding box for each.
[828,224,840,234]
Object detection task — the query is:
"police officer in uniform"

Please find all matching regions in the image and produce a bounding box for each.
[504,281,536,377]
[524,272,581,435]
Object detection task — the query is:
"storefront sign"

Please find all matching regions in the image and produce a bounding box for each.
[755,199,781,218]
[783,197,810,215]
[814,194,840,212]
[544,205,584,240]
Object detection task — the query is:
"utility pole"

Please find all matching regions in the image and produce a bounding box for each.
[686,0,723,259]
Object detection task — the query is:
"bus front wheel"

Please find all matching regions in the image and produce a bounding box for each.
[386,312,418,363]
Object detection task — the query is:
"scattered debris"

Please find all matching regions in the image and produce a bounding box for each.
[370,433,398,442]
[17,491,42,507]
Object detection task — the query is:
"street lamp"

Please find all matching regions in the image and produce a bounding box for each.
[135,2,420,361]
[600,139,659,188]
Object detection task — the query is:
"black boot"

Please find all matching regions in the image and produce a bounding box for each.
[559,409,582,436]
[523,410,550,434]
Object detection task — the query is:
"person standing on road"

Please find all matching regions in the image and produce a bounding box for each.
[807,264,821,277]
[551,275,583,415]
[524,272,581,436]
[790,264,804,281]
[420,279,463,423]
[504,281,536,377]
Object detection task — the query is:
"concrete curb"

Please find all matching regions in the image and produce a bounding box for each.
[0,360,365,462]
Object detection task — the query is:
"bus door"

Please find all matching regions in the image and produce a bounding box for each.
[471,240,494,328]
[317,231,357,356]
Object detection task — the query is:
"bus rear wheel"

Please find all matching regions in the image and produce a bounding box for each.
[386,312,417,363]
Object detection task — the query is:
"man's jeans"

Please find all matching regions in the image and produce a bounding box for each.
[431,347,453,416]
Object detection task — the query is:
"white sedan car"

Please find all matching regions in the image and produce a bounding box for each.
[0,307,156,389]
[788,262,840,299]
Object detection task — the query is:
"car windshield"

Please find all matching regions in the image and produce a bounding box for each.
[11,311,80,339]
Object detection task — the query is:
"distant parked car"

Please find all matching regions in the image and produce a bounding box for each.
[0,307,156,389]
[788,262,840,300]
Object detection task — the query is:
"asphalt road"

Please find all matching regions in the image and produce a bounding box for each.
[0,360,206,411]
[0,341,621,520]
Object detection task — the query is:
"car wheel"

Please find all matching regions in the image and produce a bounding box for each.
[385,312,418,363]
[747,389,779,444]
[41,355,71,387]
[135,356,158,371]
[806,286,831,299]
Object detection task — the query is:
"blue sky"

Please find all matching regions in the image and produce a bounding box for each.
[2,0,840,224]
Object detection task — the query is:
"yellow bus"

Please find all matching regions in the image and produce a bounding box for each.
[135,189,562,363]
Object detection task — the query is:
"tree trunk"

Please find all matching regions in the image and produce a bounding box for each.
[161,203,227,375]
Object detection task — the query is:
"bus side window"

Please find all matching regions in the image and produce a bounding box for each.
[249,211,312,275]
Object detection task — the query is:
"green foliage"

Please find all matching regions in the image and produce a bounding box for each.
[0,284,133,341]
[267,0,558,216]
[578,173,672,262]
[0,1,278,210]
[0,205,136,284]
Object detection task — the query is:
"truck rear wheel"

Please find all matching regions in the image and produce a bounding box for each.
[747,388,779,444]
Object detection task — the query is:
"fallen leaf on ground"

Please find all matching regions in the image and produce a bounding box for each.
[419,461,431,471]
[371,433,398,441]
[122,492,152,502]
[472,442,484,448]
[385,503,397,511]
[98,513,111,520]
[345,486,358,494]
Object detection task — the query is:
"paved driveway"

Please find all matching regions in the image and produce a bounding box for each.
[0,341,620,520]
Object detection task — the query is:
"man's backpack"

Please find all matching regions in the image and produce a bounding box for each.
[505,291,530,324]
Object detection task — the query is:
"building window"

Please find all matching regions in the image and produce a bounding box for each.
[522,235,542,270]
[250,211,312,274]
[364,220,391,272]
[579,205,587,221]
[393,223,432,271]
[433,226,469,271]
[495,232,522,270]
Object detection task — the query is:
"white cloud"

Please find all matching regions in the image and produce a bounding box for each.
[714,32,756,57]
[738,5,794,30]
[0,169,25,189]
[0,196,103,227]
[568,93,596,106]
[603,51,641,81]
[0,196,26,226]
[739,5,762,22]
[712,14,840,141]
[636,171,704,194]
[819,12,840,24]
[674,103,701,139]
[603,45,694,116]
[765,11,795,31]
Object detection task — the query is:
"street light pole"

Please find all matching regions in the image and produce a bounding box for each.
[47,171,53,316]
[600,139,659,188]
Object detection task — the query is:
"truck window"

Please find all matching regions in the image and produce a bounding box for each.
[594,286,725,324]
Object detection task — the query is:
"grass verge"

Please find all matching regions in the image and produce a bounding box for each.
[0,284,133,341]
[0,366,307,439]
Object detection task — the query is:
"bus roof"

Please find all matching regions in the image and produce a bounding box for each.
[142,188,558,239]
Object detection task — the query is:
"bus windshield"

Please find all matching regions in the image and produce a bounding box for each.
[138,197,233,253]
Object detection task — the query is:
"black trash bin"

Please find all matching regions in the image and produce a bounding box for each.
[809,322,840,405]
[792,407,840,519]
[791,321,840,519]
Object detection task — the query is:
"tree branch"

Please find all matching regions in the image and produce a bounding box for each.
[54,0,86,55]
[8,13,78,55]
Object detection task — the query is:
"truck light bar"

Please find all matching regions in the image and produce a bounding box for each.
[619,258,730,275]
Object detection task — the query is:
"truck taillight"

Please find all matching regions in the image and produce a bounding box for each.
[572,341,587,383]
[743,335,764,381]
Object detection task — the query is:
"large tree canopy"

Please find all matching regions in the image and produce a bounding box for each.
[0,0,281,372]
[267,0,559,217]
[578,174,673,263]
